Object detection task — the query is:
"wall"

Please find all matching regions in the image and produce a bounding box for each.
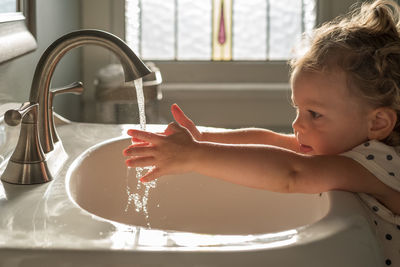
[0,0,81,121]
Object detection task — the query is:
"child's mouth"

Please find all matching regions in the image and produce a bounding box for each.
[299,144,313,153]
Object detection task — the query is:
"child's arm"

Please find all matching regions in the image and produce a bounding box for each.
[171,104,299,152]
[124,122,400,213]
[124,123,382,193]
[202,129,299,151]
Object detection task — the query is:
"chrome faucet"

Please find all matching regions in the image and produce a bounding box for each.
[1,29,151,184]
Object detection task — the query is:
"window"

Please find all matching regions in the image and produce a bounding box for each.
[125,0,317,61]
[0,0,17,13]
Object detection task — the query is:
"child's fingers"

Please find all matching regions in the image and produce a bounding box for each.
[140,167,161,183]
[123,145,154,156]
[163,125,175,136]
[123,142,150,156]
[131,137,147,143]
[125,156,154,168]
[171,104,192,126]
[171,104,201,140]
[127,129,163,144]
[171,103,183,116]
[161,121,187,137]
[128,142,150,148]
[167,121,183,132]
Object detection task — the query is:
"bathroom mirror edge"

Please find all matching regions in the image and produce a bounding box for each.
[0,0,37,64]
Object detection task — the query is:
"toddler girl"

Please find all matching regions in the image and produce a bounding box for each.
[123,0,400,265]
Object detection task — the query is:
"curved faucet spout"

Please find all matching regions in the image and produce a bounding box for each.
[29,29,151,153]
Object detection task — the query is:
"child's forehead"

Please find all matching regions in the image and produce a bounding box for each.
[291,68,355,104]
[290,93,326,108]
[291,68,350,92]
[292,66,347,82]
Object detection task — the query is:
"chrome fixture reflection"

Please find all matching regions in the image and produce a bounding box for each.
[1,29,151,184]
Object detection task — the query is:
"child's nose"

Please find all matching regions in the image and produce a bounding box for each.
[292,114,305,132]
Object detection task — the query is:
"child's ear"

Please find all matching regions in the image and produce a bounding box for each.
[367,107,397,140]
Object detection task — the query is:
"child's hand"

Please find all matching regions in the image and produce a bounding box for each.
[129,104,201,143]
[171,104,203,141]
[123,122,198,183]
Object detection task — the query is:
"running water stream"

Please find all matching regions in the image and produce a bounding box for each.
[125,78,157,228]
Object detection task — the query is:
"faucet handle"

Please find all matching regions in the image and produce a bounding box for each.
[49,81,84,106]
[49,81,84,144]
[4,102,38,126]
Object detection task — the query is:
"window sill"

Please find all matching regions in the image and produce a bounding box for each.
[159,82,295,131]
[161,82,290,98]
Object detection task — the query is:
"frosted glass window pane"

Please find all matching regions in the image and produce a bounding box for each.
[177,0,212,60]
[125,0,140,54]
[0,0,16,13]
[141,0,175,60]
[125,0,316,61]
[303,0,317,35]
[269,0,302,60]
[233,0,267,60]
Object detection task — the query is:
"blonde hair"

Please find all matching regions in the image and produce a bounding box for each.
[290,0,400,146]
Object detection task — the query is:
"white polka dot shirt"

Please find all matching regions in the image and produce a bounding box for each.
[342,140,400,266]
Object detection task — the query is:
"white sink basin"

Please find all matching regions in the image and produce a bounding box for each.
[67,136,329,235]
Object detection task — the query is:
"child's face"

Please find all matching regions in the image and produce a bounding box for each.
[291,69,371,155]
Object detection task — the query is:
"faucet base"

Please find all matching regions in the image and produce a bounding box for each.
[1,160,53,185]
[1,141,68,185]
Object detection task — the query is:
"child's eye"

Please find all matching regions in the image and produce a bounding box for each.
[308,110,322,119]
